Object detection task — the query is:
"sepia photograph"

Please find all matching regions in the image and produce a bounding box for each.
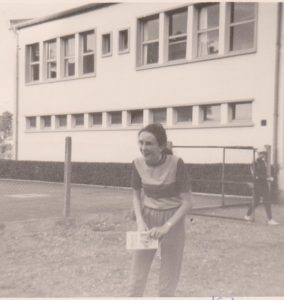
[0,0,283,298]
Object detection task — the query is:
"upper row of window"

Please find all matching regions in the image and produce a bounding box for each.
[26,2,256,82]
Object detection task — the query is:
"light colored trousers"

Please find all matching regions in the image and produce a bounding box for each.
[128,206,186,297]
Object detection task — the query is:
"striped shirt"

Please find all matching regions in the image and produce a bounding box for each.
[131,154,191,210]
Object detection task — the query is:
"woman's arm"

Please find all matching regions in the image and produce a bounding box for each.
[148,190,192,240]
[132,189,148,232]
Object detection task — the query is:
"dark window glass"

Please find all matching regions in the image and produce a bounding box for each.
[230,3,255,23]
[130,110,143,124]
[152,108,167,124]
[110,111,122,124]
[176,106,192,123]
[119,30,129,52]
[91,113,102,125]
[83,55,94,74]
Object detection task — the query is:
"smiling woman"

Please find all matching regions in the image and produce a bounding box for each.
[128,123,193,297]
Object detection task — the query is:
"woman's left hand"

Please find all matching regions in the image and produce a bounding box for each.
[148,225,170,240]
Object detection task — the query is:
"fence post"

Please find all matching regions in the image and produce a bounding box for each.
[221,147,226,206]
[64,136,72,218]
[252,149,256,222]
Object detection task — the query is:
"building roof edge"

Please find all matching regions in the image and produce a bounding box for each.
[14,3,118,30]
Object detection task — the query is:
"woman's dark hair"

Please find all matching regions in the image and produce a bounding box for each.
[138,123,173,155]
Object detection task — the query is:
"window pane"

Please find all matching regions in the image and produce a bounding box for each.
[30,44,39,62]
[47,40,56,60]
[42,116,51,127]
[64,58,75,77]
[83,31,95,53]
[176,106,192,123]
[119,30,129,51]
[198,4,219,30]
[203,105,220,122]
[102,34,111,54]
[57,115,67,127]
[74,114,84,126]
[169,9,187,36]
[230,3,255,23]
[83,55,94,74]
[64,36,75,57]
[152,109,167,124]
[143,42,159,64]
[47,62,57,79]
[91,113,102,125]
[198,30,219,56]
[231,102,252,121]
[31,64,39,81]
[110,112,122,124]
[230,23,254,51]
[130,110,143,124]
[169,38,186,60]
[143,17,159,41]
[27,117,36,128]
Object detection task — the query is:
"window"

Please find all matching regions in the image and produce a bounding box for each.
[26,43,40,82]
[44,39,57,80]
[175,106,192,123]
[109,111,122,125]
[89,113,102,126]
[201,104,220,123]
[228,3,256,52]
[41,116,51,129]
[26,116,37,129]
[229,102,252,122]
[80,30,95,75]
[196,3,219,57]
[102,33,112,56]
[56,115,67,128]
[151,108,167,124]
[167,8,188,61]
[72,114,84,127]
[129,110,143,125]
[62,35,75,77]
[140,15,159,65]
[118,29,130,53]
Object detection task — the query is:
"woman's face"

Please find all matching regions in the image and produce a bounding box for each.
[138,131,163,164]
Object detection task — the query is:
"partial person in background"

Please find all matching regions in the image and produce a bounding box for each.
[129,123,192,297]
[244,148,279,225]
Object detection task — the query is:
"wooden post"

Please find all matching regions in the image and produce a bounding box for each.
[64,136,72,217]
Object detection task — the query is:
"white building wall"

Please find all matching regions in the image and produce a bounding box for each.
[15,2,283,193]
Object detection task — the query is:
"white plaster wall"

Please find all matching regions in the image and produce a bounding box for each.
[16,3,280,167]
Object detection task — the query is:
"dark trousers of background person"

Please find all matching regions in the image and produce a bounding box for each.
[247,179,272,220]
[128,207,185,297]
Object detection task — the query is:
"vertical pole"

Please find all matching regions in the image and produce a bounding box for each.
[64,136,72,218]
[252,149,256,222]
[221,147,226,206]
[265,144,273,200]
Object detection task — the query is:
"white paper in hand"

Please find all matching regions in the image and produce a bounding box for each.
[126,231,159,250]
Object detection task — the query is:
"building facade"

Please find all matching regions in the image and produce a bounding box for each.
[13,2,284,197]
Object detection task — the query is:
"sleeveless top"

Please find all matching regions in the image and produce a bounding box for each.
[131,154,191,210]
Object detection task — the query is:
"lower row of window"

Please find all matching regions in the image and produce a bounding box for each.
[26,101,252,130]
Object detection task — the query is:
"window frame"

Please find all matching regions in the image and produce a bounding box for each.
[227,3,257,53]
[195,3,220,58]
[40,115,52,129]
[44,39,57,81]
[128,109,144,126]
[139,14,160,66]
[108,111,122,126]
[174,106,193,124]
[150,108,167,125]
[72,113,85,128]
[61,35,76,78]
[200,104,221,124]
[79,30,96,76]
[228,101,252,123]
[89,112,103,127]
[26,116,37,130]
[26,43,40,83]
[102,32,113,57]
[166,7,188,62]
[55,115,67,128]
[118,28,130,54]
